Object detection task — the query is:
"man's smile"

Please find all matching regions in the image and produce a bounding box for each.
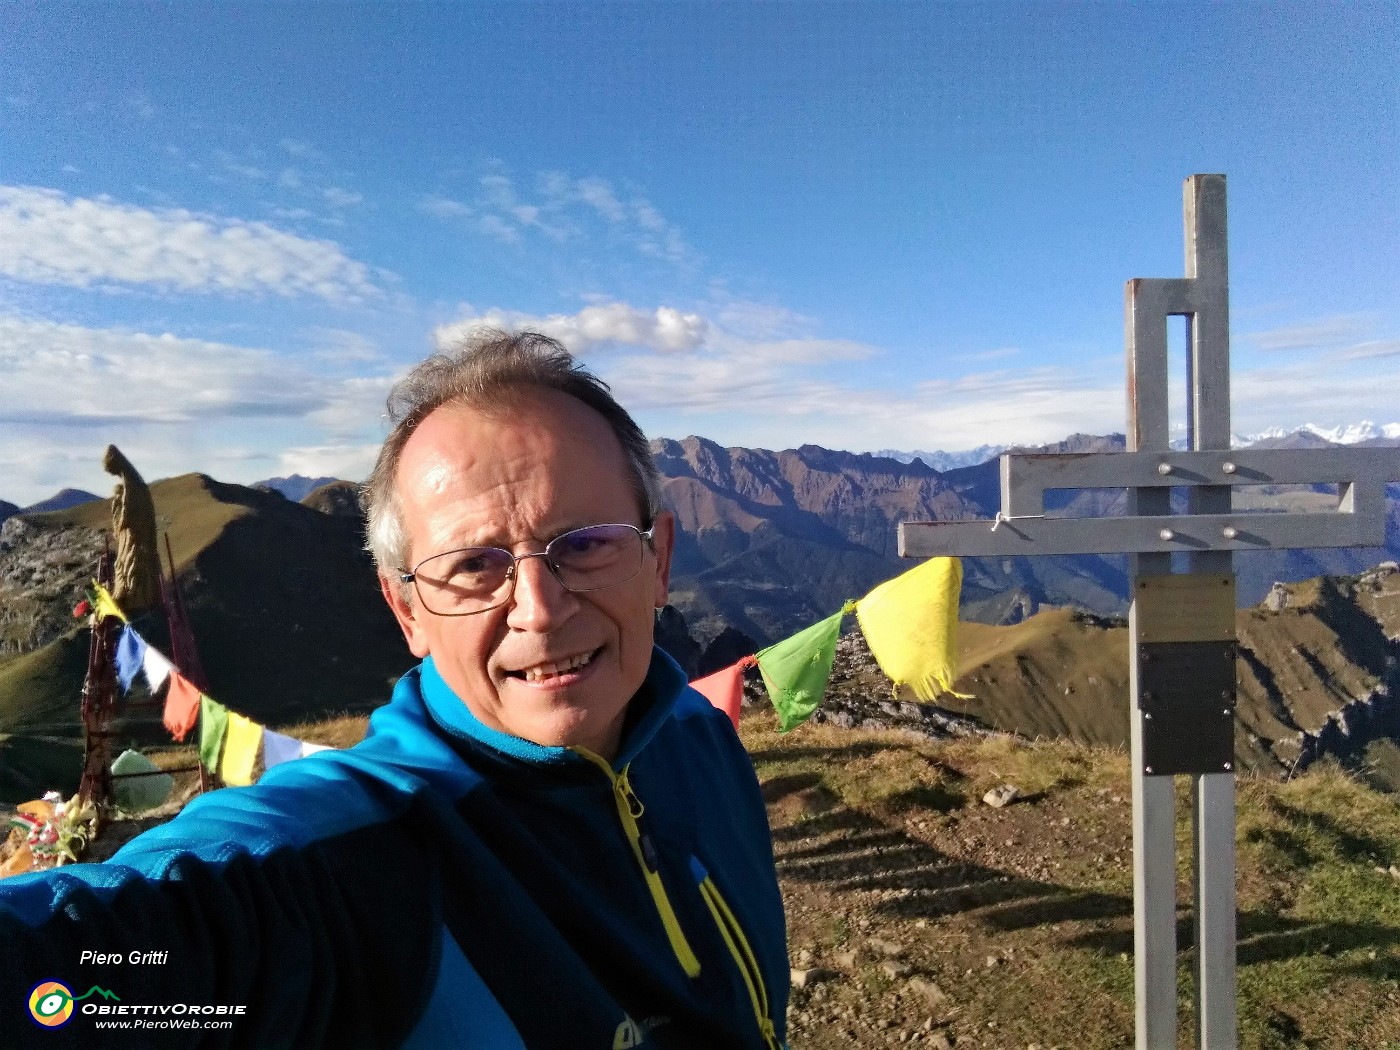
[506,646,603,684]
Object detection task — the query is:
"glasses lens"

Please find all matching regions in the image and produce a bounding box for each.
[413,546,515,614]
[547,524,644,592]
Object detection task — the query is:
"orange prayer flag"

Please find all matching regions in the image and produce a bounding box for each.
[162,671,202,742]
[690,655,757,729]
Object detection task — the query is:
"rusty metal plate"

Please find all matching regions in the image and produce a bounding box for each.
[1138,640,1237,775]
[1134,573,1236,643]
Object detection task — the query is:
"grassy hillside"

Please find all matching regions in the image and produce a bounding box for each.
[926,567,1400,773]
[0,474,414,802]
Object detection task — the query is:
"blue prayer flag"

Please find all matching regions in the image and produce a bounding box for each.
[114,626,148,693]
[262,729,302,769]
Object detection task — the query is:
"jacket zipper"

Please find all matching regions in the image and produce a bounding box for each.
[573,748,703,979]
[691,857,782,1050]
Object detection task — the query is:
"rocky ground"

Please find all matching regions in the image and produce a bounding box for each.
[0,515,104,661]
[740,716,1400,1050]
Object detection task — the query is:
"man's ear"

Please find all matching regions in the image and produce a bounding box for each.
[380,573,432,658]
[649,510,675,609]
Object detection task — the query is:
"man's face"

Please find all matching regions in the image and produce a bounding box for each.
[380,388,673,760]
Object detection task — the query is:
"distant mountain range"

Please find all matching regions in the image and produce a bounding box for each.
[253,474,340,502]
[872,444,1009,471]
[5,423,1396,526]
[875,421,1400,470]
[2,446,1398,798]
[1241,421,1400,445]
[0,489,102,527]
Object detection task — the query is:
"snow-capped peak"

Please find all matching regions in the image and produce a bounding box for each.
[1237,421,1400,446]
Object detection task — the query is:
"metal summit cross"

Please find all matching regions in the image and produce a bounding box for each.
[900,175,1400,1050]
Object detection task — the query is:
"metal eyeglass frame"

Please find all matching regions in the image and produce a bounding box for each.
[398,522,657,616]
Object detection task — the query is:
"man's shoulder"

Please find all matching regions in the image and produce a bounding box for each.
[110,668,483,871]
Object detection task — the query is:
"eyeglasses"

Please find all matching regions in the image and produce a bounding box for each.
[399,522,656,616]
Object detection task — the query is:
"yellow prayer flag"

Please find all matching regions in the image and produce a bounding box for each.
[90,581,128,623]
[855,556,967,702]
[220,712,263,787]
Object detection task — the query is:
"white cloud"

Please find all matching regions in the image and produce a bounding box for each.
[308,374,399,435]
[477,214,519,244]
[435,302,709,355]
[218,154,267,181]
[953,346,1021,362]
[276,443,381,484]
[1246,314,1372,352]
[428,299,1130,452]
[0,315,335,427]
[1232,359,1400,432]
[711,300,814,339]
[323,187,363,208]
[422,168,692,264]
[1342,338,1400,361]
[0,314,406,502]
[0,185,378,301]
[279,138,323,160]
[576,177,626,223]
[419,195,472,220]
[304,327,385,365]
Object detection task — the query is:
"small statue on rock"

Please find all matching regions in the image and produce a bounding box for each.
[102,444,161,614]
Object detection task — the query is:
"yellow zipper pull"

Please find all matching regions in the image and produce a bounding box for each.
[615,768,645,818]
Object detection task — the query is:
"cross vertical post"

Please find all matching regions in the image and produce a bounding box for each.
[1127,174,1236,1048]
[899,174,1400,1049]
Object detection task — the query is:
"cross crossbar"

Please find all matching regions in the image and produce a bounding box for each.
[901,450,1397,556]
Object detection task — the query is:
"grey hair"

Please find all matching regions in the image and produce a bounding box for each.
[362,328,664,575]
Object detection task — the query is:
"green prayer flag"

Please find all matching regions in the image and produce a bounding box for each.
[199,695,229,773]
[755,604,852,733]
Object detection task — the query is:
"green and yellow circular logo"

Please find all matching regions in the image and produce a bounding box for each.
[28,981,74,1027]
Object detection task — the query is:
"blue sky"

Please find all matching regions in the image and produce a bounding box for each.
[1,2,1395,505]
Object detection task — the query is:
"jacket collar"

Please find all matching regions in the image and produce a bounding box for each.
[417,646,688,771]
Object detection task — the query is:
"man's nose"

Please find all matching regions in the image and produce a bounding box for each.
[506,553,579,630]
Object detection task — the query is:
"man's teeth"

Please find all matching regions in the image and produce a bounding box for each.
[521,651,595,682]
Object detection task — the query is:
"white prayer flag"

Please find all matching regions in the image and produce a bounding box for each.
[142,647,175,693]
[300,742,334,757]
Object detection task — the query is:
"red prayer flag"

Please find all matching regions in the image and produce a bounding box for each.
[690,656,757,729]
[162,670,202,742]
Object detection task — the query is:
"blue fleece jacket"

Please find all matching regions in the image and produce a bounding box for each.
[0,648,789,1049]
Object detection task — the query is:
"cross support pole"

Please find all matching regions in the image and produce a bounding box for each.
[900,175,1400,1049]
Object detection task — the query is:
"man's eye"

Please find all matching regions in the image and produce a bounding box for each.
[440,550,506,578]
[458,553,501,574]
[563,535,607,554]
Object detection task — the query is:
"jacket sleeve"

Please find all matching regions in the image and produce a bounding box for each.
[0,759,443,1049]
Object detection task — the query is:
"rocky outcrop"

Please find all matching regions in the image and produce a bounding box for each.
[0,516,104,662]
[741,631,994,742]
[302,481,364,519]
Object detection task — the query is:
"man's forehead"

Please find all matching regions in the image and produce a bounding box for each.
[394,391,635,524]
[402,392,620,474]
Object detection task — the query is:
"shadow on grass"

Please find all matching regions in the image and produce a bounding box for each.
[1243,794,1397,870]
[749,741,914,765]
[1066,909,1400,966]
[775,800,1400,968]
[774,800,1132,927]
[760,772,824,803]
